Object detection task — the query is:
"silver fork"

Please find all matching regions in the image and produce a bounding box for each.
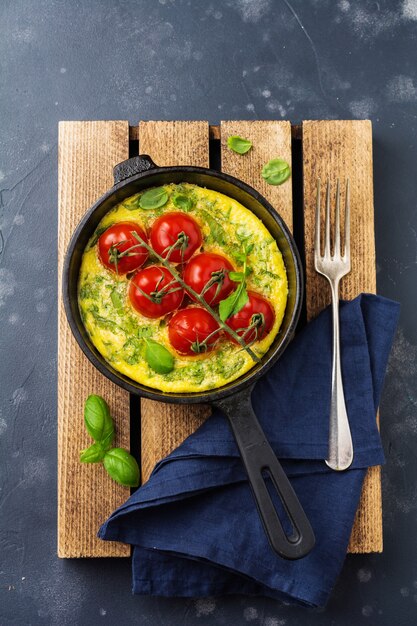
[314,179,353,471]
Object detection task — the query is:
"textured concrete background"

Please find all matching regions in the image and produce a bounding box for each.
[1,0,416,624]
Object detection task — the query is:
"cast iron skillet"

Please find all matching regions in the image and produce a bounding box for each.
[63,155,315,560]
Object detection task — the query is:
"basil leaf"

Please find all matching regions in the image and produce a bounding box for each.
[172,193,193,211]
[145,340,174,374]
[139,187,169,210]
[261,158,291,185]
[103,448,140,487]
[110,289,123,309]
[219,282,249,321]
[84,395,115,447]
[80,442,105,464]
[227,135,253,155]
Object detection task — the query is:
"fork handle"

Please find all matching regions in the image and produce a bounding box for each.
[325,279,354,471]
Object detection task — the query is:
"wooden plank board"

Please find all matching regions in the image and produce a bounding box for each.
[58,119,382,556]
[302,120,381,553]
[220,120,293,230]
[57,121,131,557]
[139,121,212,483]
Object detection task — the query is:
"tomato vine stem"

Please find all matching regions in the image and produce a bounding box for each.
[130,232,260,363]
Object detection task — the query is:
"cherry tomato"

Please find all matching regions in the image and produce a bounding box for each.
[129,266,184,319]
[150,212,202,263]
[183,252,235,306]
[168,307,220,356]
[98,222,148,274]
[226,291,275,344]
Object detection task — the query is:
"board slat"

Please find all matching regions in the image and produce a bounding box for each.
[302,120,381,553]
[220,121,293,230]
[57,121,131,557]
[139,121,212,483]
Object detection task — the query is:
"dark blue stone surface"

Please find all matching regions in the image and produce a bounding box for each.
[1,1,416,624]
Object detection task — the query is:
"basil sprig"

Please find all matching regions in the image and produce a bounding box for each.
[145,339,174,374]
[80,442,105,464]
[139,187,169,209]
[261,158,291,185]
[80,395,140,488]
[227,135,253,155]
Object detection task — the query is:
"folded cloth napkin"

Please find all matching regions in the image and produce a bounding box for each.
[99,294,400,607]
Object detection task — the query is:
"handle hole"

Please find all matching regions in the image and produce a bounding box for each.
[261,468,300,543]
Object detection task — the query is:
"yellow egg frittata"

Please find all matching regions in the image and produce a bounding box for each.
[78,183,288,392]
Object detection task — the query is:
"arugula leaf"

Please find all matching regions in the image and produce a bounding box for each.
[219,281,249,321]
[229,271,245,282]
[219,240,253,320]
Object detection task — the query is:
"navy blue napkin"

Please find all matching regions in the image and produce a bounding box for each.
[99,294,399,607]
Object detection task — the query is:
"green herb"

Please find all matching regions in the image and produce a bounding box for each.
[236,227,252,243]
[122,336,143,365]
[86,226,108,250]
[260,269,281,280]
[88,309,123,334]
[103,448,140,487]
[217,355,245,379]
[78,285,91,300]
[80,442,105,464]
[137,325,153,338]
[139,187,169,209]
[227,135,253,155]
[219,242,252,321]
[110,289,123,309]
[84,395,115,449]
[172,193,193,211]
[229,271,244,282]
[229,266,252,282]
[80,395,140,487]
[145,339,174,374]
[261,158,291,185]
[164,362,205,384]
[200,209,227,246]
[219,281,249,321]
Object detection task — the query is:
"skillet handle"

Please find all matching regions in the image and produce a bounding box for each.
[113,155,158,185]
[215,388,315,560]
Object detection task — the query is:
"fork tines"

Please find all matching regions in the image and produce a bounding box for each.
[315,179,350,266]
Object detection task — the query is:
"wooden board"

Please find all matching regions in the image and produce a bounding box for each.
[139,121,212,482]
[57,121,131,557]
[302,120,381,552]
[58,119,382,556]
